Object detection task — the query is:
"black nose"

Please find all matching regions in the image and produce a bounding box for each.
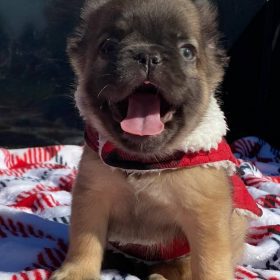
[135,52,162,68]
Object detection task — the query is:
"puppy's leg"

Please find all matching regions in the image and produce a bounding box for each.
[149,256,192,280]
[148,274,167,280]
[148,213,243,280]
[183,208,233,280]
[230,211,248,265]
[179,170,235,280]
[50,146,121,280]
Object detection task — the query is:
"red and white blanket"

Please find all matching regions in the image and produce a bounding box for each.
[0,137,280,280]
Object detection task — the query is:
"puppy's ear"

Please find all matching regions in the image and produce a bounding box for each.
[192,0,228,90]
[82,0,110,16]
[67,25,86,76]
[67,0,110,75]
[191,0,219,44]
[192,0,210,5]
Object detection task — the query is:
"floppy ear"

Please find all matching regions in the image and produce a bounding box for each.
[192,0,228,89]
[192,0,210,5]
[191,0,213,11]
[67,0,110,75]
[81,0,110,19]
[192,0,226,59]
[191,0,219,43]
[67,24,86,76]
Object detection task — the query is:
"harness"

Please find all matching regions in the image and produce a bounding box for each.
[85,126,262,262]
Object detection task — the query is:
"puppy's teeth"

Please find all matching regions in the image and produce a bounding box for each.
[161,110,175,123]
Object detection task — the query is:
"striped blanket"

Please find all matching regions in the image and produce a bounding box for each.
[0,137,280,280]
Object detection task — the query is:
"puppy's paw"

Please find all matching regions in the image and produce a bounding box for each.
[148,274,167,280]
[50,265,99,280]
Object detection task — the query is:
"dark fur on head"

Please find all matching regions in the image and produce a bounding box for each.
[68,0,226,155]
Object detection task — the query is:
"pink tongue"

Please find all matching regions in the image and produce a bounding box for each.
[120,93,164,136]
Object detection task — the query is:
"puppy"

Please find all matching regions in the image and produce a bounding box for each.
[50,0,262,279]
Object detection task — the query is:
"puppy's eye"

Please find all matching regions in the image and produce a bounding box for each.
[179,44,196,61]
[100,38,119,56]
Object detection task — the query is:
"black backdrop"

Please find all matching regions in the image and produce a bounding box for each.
[221,0,280,148]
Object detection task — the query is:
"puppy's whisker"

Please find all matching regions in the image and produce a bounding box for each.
[97,84,109,98]
[99,73,113,78]
[188,76,208,83]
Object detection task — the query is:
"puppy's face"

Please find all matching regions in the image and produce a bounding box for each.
[69,0,225,155]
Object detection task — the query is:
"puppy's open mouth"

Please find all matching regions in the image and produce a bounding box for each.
[109,83,175,136]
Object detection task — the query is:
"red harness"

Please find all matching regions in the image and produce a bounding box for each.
[85,126,262,262]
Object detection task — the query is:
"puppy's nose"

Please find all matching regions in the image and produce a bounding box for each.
[135,52,162,69]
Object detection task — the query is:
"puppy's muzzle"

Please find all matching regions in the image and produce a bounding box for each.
[134,51,162,72]
[127,45,163,76]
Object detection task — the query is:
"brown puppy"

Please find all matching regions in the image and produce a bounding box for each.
[50,0,261,279]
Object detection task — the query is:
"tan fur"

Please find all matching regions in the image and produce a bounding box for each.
[50,0,247,279]
[50,144,247,280]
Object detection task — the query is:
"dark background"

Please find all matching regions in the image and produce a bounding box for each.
[220,0,280,149]
[0,0,279,148]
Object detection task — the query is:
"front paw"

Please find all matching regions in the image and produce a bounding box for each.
[148,274,167,280]
[50,265,100,280]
